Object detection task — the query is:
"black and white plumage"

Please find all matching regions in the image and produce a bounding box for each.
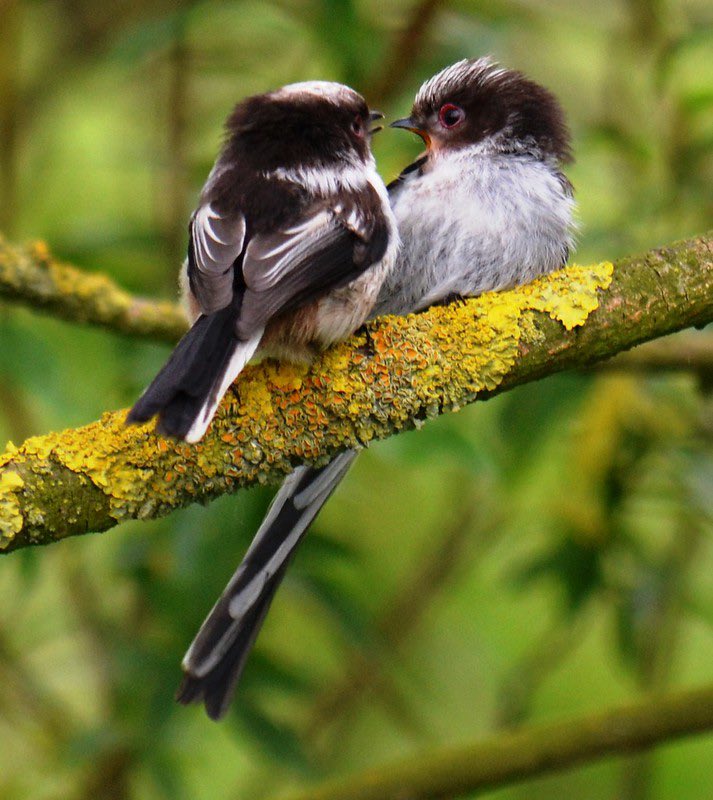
[177,57,577,719]
[127,81,397,442]
[177,452,356,719]
[378,56,575,315]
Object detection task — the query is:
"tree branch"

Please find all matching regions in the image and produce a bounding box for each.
[0,235,187,343]
[0,232,711,552]
[275,683,713,800]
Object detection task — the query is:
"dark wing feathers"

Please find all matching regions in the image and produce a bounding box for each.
[189,189,387,340]
[336,197,390,267]
[188,203,246,315]
[241,208,335,291]
[129,179,388,442]
[237,225,360,336]
[236,193,388,338]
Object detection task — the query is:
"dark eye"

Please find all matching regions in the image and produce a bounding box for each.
[351,116,364,137]
[438,103,465,129]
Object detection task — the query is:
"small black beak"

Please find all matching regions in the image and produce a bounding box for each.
[390,116,431,148]
[369,109,384,135]
[390,116,417,131]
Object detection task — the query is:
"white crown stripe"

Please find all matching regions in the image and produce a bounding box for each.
[415,56,511,108]
[271,80,362,106]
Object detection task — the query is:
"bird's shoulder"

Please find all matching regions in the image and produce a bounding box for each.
[386,155,428,197]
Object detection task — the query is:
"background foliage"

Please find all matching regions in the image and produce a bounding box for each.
[1,1,712,798]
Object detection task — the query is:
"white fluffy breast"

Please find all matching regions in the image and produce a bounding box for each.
[375,149,576,317]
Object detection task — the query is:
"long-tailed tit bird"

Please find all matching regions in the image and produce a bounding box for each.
[127,82,397,442]
[177,57,577,719]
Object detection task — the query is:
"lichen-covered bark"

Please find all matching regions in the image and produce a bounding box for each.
[0,232,711,552]
[276,682,713,800]
[0,235,188,342]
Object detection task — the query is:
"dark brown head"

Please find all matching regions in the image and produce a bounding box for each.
[391,57,572,164]
[223,81,383,173]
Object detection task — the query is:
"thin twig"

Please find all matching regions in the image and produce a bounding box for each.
[0,235,187,343]
[278,683,713,800]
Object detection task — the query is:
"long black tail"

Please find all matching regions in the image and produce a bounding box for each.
[176,450,358,720]
[126,306,262,442]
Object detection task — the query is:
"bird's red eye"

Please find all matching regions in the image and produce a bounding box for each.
[438,103,465,129]
[351,117,364,137]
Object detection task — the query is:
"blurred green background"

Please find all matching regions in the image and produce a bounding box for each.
[1,0,713,798]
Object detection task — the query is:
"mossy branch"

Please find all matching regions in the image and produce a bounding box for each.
[0,232,711,552]
[0,234,188,342]
[277,683,713,800]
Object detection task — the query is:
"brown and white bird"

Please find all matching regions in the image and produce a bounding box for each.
[177,57,577,719]
[127,81,397,442]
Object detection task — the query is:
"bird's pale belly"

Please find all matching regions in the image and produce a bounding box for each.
[259,260,389,363]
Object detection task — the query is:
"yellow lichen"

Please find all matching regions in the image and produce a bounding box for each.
[30,240,51,263]
[525,262,615,330]
[0,261,615,546]
[353,260,614,430]
[0,470,24,548]
[0,235,188,342]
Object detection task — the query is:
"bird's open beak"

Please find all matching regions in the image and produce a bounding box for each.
[390,117,431,148]
[389,116,417,130]
[369,110,384,135]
